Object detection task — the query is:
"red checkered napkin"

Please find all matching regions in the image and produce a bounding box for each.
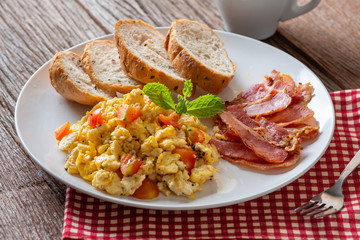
[62,90,360,240]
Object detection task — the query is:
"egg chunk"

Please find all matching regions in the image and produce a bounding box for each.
[58,89,219,198]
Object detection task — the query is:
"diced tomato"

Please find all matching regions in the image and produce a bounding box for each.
[117,104,141,123]
[88,108,104,128]
[159,112,180,128]
[120,153,143,177]
[186,126,205,144]
[54,121,71,141]
[132,178,159,199]
[172,147,197,173]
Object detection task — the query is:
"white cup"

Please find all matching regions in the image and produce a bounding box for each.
[215,0,320,40]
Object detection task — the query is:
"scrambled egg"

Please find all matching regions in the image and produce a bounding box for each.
[59,89,220,198]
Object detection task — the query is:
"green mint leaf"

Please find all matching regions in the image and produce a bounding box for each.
[143,83,175,110]
[186,95,225,118]
[176,95,188,115]
[183,80,193,98]
[143,81,225,118]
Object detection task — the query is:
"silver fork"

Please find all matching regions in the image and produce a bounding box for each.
[294,150,360,218]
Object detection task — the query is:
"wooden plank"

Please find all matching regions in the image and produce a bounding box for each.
[76,0,223,30]
[276,0,360,91]
[0,184,65,239]
[264,34,342,92]
[0,0,107,89]
[0,0,100,238]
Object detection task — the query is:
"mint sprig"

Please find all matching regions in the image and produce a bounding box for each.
[183,80,193,98]
[186,95,225,118]
[142,83,175,110]
[143,80,224,118]
[176,95,188,115]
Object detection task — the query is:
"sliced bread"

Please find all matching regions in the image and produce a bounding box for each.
[81,40,144,94]
[49,51,116,106]
[114,19,191,94]
[164,19,235,95]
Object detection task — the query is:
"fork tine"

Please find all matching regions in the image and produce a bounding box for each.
[299,203,325,215]
[294,202,317,212]
[313,208,339,219]
[306,205,332,216]
[294,201,318,212]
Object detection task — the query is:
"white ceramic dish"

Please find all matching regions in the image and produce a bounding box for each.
[15,28,335,210]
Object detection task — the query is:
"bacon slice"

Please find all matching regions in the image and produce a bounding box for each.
[227,104,300,152]
[227,104,258,128]
[267,72,296,97]
[223,152,300,170]
[297,83,314,104]
[285,117,319,141]
[265,104,314,126]
[239,83,269,104]
[256,118,301,152]
[243,92,292,117]
[212,70,318,170]
[291,83,314,105]
[287,125,319,141]
[244,89,278,107]
[219,111,288,163]
[238,70,296,106]
[209,136,260,161]
[215,118,243,141]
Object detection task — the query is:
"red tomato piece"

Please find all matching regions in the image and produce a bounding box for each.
[88,108,104,128]
[54,121,71,141]
[172,147,197,173]
[186,126,205,144]
[117,104,141,123]
[132,178,159,199]
[120,154,143,177]
[117,105,128,120]
[159,112,180,128]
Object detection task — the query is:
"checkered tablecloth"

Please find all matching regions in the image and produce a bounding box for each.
[62,90,360,240]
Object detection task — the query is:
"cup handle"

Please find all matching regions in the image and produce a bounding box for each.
[280,0,320,21]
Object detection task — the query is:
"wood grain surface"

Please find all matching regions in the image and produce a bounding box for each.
[0,0,359,239]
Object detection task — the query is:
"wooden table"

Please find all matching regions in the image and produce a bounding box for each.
[1,0,359,238]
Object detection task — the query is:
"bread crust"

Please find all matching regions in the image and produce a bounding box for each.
[49,51,114,106]
[115,19,191,95]
[81,40,144,94]
[164,19,235,95]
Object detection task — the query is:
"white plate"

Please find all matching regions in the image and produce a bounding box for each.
[15,29,335,210]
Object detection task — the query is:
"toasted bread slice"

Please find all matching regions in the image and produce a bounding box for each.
[114,19,190,94]
[49,51,115,106]
[165,19,235,95]
[81,40,144,94]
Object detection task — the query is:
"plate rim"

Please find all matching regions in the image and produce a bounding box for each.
[15,29,335,210]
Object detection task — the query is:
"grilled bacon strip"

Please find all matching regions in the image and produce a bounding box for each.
[209,136,260,161]
[223,151,300,170]
[212,70,319,170]
[243,91,292,117]
[227,104,301,151]
[219,111,288,163]
[238,70,297,106]
[227,104,258,128]
[255,118,301,152]
[265,104,314,126]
